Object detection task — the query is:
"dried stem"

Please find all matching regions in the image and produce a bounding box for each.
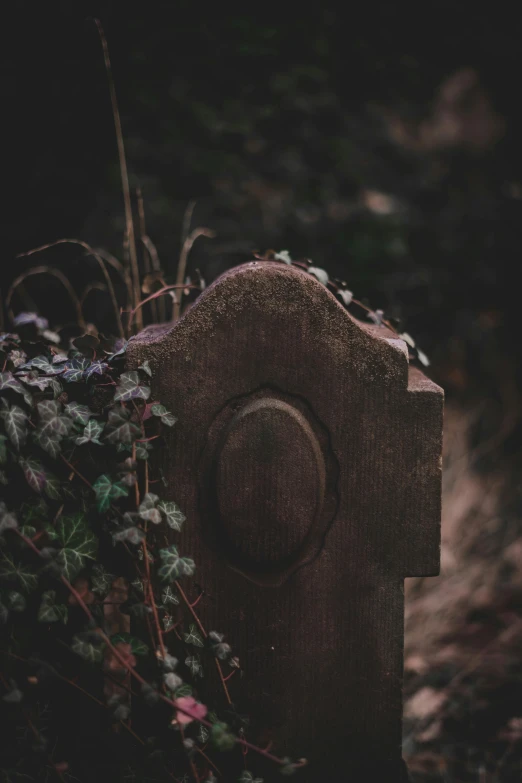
[174,580,232,705]
[136,187,159,324]
[173,228,215,320]
[127,283,199,330]
[93,19,142,332]
[16,239,125,338]
[6,265,86,330]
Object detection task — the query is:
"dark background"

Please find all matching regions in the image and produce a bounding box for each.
[5,2,522,381]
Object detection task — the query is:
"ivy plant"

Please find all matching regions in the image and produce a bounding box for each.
[0,322,305,783]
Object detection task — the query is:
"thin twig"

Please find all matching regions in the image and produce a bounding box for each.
[6,265,86,330]
[127,284,199,329]
[174,580,232,705]
[17,239,125,338]
[136,187,158,324]
[173,228,215,320]
[93,19,142,332]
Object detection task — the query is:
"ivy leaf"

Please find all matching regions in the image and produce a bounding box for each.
[18,354,55,373]
[34,400,73,457]
[209,631,231,660]
[150,404,177,427]
[110,633,148,656]
[174,683,193,698]
[2,680,23,703]
[0,371,32,406]
[107,340,128,363]
[274,250,292,264]
[20,458,46,493]
[158,500,185,531]
[185,655,203,677]
[338,289,353,306]
[71,633,105,663]
[64,402,93,426]
[49,512,97,559]
[0,504,17,533]
[158,546,196,582]
[75,419,104,446]
[210,722,236,752]
[138,493,161,524]
[105,406,140,447]
[161,586,179,606]
[417,348,430,367]
[44,473,62,500]
[238,772,264,783]
[0,403,28,450]
[138,360,152,377]
[164,672,183,691]
[308,267,329,285]
[21,371,58,391]
[0,554,38,592]
[62,357,89,382]
[8,349,27,368]
[112,526,145,545]
[182,623,204,648]
[93,475,129,513]
[8,591,26,612]
[135,441,153,460]
[72,334,99,357]
[90,564,114,597]
[20,498,48,524]
[280,759,299,776]
[38,590,68,623]
[197,725,210,744]
[14,312,48,330]
[114,371,151,402]
[84,360,109,379]
[54,549,83,580]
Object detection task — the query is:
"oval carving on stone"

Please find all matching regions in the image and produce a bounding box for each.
[216,398,326,566]
[199,387,339,586]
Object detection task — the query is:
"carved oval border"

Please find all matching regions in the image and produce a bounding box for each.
[198,386,339,587]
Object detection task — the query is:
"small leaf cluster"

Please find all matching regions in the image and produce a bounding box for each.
[268,250,430,366]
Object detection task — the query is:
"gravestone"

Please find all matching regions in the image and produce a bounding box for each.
[128,261,443,781]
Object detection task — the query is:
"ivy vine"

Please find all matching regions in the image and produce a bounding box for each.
[0,314,305,782]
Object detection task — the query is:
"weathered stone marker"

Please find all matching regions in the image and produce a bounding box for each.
[128,261,443,781]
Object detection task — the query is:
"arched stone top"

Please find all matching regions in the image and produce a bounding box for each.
[131,261,411,389]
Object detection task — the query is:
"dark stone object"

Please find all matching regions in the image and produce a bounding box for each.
[128,261,443,781]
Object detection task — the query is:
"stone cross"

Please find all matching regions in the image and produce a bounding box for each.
[128,261,443,781]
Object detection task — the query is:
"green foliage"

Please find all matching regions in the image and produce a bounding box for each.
[150,403,177,427]
[157,499,185,531]
[114,371,151,402]
[239,772,264,783]
[75,418,104,445]
[158,545,196,582]
[93,474,129,512]
[0,554,38,592]
[38,590,68,623]
[210,721,236,752]
[0,316,303,780]
[110,632,148,656]
[182,623,204,648]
